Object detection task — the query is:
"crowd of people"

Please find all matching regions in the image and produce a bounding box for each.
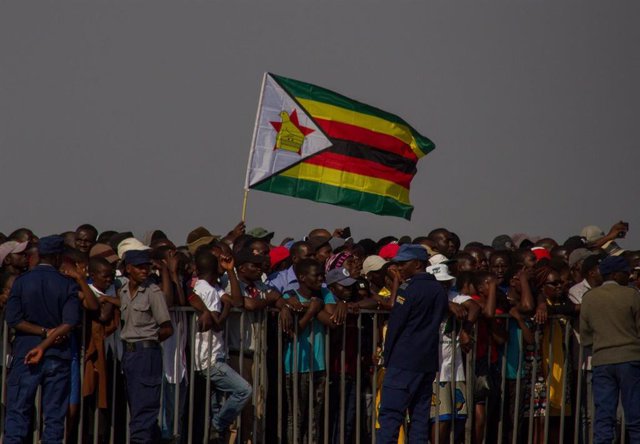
[0,220,639,444]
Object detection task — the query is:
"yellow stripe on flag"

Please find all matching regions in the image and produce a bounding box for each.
[297,98,425,159]
[280,162,411,205]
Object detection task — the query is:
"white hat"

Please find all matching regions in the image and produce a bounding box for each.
[428,254,449,266]
[117,238,150,259]
[0,241,28,265]
[362,255,388,275]
[426,263,455,282]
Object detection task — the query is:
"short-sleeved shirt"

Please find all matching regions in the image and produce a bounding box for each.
[6,264,81,360]
[193,279,226,370]
[283,288,336,374]
[119,277,171,342]
[225,278,271,353]
[268,267,298,294]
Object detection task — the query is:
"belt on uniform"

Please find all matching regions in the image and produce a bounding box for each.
[122,340,159,352]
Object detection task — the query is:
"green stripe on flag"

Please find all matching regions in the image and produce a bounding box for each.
[252,174,414,220]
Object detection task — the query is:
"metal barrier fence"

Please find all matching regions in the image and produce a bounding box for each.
[0,308,624,444]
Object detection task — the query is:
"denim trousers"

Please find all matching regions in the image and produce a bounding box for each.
[5,356,70,444]
[592,361,640,444]
[203,360,253,432]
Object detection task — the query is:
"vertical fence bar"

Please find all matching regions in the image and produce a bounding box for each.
[483,338,492,444]
[450,317,457,444]
[78,311,87,443]
[435,372,441,444]
[527,329,540,444]
[573,343,584,444]
[109,347,117,444]
[293,316,299,444]
[465,327,477,444]
[254,312,262,443]
[498,318,509,444]
[173,318,181,440]
[188,314,196,444]
[203,328,212,444]
[308,317,315,444]
[1,319,9,440]
[543,324,554,444]
[512,325,524,444]
[278,313,283,444]
[324,328,330,444]
[371,313,379,444]
[340,323,346,444]
[356,313,362,444]
[238,311,245,444]
[261,313,268,444]
[559,320,570,443]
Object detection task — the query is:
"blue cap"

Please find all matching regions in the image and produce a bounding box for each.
[392,244,429,262]
[599,256,631,276]
[38,235,64,255]
[326,267,357,287]
[123,250,152,266]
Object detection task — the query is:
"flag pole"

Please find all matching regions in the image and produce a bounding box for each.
[242,72,268,222]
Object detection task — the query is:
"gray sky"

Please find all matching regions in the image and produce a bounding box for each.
[1,1,639,247]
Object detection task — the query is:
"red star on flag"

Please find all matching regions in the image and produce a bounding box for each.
[270,109,315,136]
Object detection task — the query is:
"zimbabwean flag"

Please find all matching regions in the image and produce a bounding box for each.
[245,73,435,220]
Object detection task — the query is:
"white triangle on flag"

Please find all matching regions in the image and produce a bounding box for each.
[246,74,333,188]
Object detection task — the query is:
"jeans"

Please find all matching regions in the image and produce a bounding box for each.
[5,356,71,444]
[592,361,640,444]
[161,376,188,440]
[376,368,435,444]
[202,360,252,432]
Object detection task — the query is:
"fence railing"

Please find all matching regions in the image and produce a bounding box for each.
[0,308,622,444]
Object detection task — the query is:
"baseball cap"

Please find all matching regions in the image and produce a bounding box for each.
[581,225,605,243]
[426,263,455,282]
[531,247,551,262]
[362,255,388,275]
[37,235,64,256]
[599,256,631,276]
[492,235,515,251]
[378,242,400,260]
[428,254,449,266]
[0,240,28,265]
[269,246,289,269]
[326,267,357,287]
[123,250,152,266]
[568,248,597,268]
[563,235,586,250]
[392,244,429,262]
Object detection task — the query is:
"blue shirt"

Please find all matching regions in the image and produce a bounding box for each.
[6,264,81,360]
[283,288,335,374]
[268,266,298,294]
[383,273,448,373]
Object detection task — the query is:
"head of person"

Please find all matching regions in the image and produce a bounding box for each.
[551,246,571,264]
[489,251,512,285]
[248,238,271,273]
[492,234,516,252]
[550,259,572,293]
[123,250,152,285]
[309,237,333,266]
[599,256,631,286]
[308,228,332,239]
[427,228,456,258]
[37,235,66,268]
[325,250,362,277]
[289,241,313,266]
[0,240,29,274]
[75,224,98,254]
[97,230,118,245]
[473,271,495,297]
[62,248,89,276]
[362,255,389,289]
[356,238,378,257]
[581,255,603,288]
[464,246,489,272]
[293,258,325,293]
[326,267,357,301]
[534,265,563,301]
[234,249,264,283]
[88,257,115,292]
[456,271,476,296]
[195,249,220,280]
[8,228,36,244]
[60,231,76,248]
[452,252,477,274]
[568,248,595,284]
[426,263,456,291]
[514,248,537,270]
[269,246,290,274]
[392,244,429,281]
[534,237,559,252]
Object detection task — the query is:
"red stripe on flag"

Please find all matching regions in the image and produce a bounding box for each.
[313,118,419,162]
[303,151,414,189]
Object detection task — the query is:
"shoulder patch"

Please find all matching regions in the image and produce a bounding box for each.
[396,296,406,305]
[399,282,409,290]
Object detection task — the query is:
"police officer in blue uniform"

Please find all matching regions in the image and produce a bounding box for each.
[4,235,82,444]
[377,244,448,444]
[118,249,173,443]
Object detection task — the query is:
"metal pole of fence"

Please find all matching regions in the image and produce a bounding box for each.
[371,313,379,444]
[527,329,540,444]
[484,338,491,444]
[451,317,457,444]
[188,314,196,444]
[324,328,330,444]
[293,316,299,444]
[512,325,524,444]
[255,312,262,443]
[78,310,87,444]
[203,328,212,444]
[109,347,117,444]
[573,344,584,444]
[173,317,181,440]
[309,317,315,444]
[498,318,509,444]
[239,311,246,444]
[1,319,8,440]
[278,313,284,444]
[93,396,99,444]
[543,324,554,444]
[340,323,346,444]
[262,313,268,444]
[356,313,362,444]
[435,371,441,444]
[559,320,570,443]
[126,398,130,443]
[465,327,477,444]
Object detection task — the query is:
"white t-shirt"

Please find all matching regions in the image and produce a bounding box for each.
[193,279,226,371]
[437,292,472,382]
